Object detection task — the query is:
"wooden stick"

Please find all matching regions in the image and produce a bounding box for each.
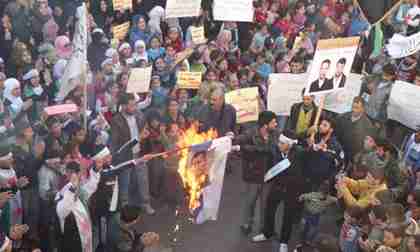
[310,95,325,142]
[372,0,403,26]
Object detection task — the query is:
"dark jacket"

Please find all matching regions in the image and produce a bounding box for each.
[309,78,334,93]
[234,128,279,184]
[13,144,44,189]
[270,145,306,208]
[198,103,237,137]
[111,112,145,162]
[304,133,344,187]
[335,113,377,162]
[287,102,318,138]
[87,33,109,72]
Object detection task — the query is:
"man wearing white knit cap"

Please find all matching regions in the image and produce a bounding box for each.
[252,130,306,252]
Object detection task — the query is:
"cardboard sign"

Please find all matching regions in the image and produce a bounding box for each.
[213,0,254,22]
[388,80,420,130]
[44,104,78,116]
[225,87,259,123]
[126,67,152,93]
[268,73,306,116]
[177,71,202,89]
[387,32,420,59]
[166,0,201,18]
[191,26,207,45]
[112,22,130,41]
[305,37,360,96]
[113,0,132,11]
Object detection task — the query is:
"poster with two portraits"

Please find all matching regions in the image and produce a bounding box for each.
[306,37,360,96]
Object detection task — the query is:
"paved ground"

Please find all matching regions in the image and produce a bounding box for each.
[139,159,341,252]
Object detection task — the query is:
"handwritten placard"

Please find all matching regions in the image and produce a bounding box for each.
[191,26,207,45]
[113,0,132,11]
[166,0,201,18]
[177,71,202,89]
[213,0,254,22]
[126,67,152,93]
[112,22,130,41]
[44,104,78,116]
[225,87,259,123]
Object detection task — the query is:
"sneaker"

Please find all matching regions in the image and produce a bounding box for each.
[240,224,252,235]
[142,204,156,215]
[279,243,288,252]
[252,233,268,242]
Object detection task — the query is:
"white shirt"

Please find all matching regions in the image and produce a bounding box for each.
[333,75,343,89]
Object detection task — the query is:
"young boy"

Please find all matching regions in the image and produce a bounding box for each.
[358,205,387,251]
[298,180,337,245]
[116,205,159,252]
[337,169,387,210]
[339,206,365,252]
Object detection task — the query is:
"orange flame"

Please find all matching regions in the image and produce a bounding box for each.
[177,123,217,211]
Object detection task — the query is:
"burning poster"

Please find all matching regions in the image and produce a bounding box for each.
[176,126,232,224]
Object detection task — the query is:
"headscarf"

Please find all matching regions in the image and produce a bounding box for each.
[148,6,165,35]
[4,78,23,114]
[129,15,152,46]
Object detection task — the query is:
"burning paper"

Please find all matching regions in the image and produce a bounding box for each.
[176,124,232,224]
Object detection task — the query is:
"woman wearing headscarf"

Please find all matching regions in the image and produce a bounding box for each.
[3,78,32,123]
[22,69,48,123]
[91,0,113,34]
[148,5,165,36]
[129,15,153,47]
[132,40,149,65]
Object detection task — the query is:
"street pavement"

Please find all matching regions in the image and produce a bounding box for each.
[139,160,340,252]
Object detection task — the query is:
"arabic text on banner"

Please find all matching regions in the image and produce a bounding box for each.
[126,67,153,93]
[388,80,420,130]
[166,0,201,18]
[225,87,259,123]
[213,0,254,22]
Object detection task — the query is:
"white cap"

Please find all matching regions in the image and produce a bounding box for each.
[105,48,117,58]
[0,58,4,64]
[118,42,131,52]
[135,40,146,48]
[101,58,113,68]
[93,147,111,160]
[22,69,40,81]
[92,28,104,34]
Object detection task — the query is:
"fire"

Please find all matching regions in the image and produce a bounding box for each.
[177,123,217,211]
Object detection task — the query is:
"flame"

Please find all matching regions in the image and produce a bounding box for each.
[177,123,217,211]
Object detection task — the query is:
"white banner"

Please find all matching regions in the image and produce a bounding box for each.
[195,137,231,224]
[57,4,88,101]
[166,0,201,18]
[213,0,254,22]
[386,32,420,59]
[268,73,306,116]
[323,73,363,114]
[388,81,420,130]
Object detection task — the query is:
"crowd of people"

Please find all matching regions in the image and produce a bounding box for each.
[0,0,419,252]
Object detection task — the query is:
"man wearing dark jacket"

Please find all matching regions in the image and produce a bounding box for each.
[234,111,279,235]
[287,90,318,140]
[304,117,344,190]
[198,88,237,137]
[13,120,45,241]
[111,93,154,214]
[252,130,305,252]
[335,97,377,165]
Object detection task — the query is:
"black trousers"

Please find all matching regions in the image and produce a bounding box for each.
[262,189,299,243]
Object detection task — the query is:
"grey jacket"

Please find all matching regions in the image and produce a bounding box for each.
[366,80,393,123]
